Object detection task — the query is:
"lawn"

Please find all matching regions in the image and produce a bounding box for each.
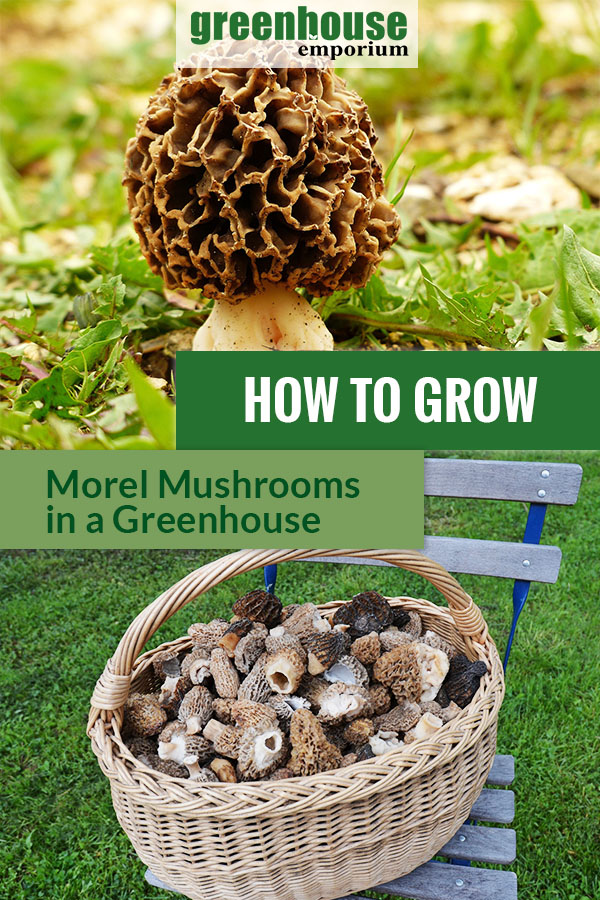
[0,449,598,900]
[1,1,600,448]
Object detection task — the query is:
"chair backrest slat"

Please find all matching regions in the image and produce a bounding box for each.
[424,459,582,505]
[306,538,561,584]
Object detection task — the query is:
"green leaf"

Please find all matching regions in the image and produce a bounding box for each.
[14,366,80,419]
[561,225,600,330]
[62,319,125,387]
[125,359,175,450]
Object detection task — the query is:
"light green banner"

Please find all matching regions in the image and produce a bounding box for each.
[0,450,423,549]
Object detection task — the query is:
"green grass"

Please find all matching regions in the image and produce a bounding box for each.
[1,449,599,900]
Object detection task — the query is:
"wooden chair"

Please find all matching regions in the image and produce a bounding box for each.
[146,458,582,900]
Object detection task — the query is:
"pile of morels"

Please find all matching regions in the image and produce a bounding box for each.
[123,590,488,783]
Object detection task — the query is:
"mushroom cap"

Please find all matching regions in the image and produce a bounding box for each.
[350,632,382,666]
[124,693,167,737]
[209,647,240,698]
[288,708,342,776]
[238,652,272,703]
[124,65,399,301]
[233,589,282,628]
[332,591,395,637]
[234,625,268,674]
[373,644,422,704]
[178,685,214,733]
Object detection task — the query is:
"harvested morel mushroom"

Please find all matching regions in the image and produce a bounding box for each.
[210,647,240,698]
[218,618,253,656]
[234,624,268,674]
[373,645,422,704]
[233,589,282,628]
[237,722,288,781]
[264,643,306,695]
[305,630,350,676]
[181,647,212,685]
[351,632,381,666]
[124,694,167,737]
[332,592,394,637]
[288,709,342,776]
[178,685,214,734]
[238,652,272,703]
[124,65,400,351]
[443,654,488,708]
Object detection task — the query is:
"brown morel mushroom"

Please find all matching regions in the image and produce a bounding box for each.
[288,708,342,776]
[374,700,421,734]
[209,647,240,698]
[264,643,306,695]
[281,603,331,641]
[237,722,288,781]
[233,589,282,628]
[234,624,268,674]
[332,592,395,637]
[181,647,212,685]
[218,617,253,657]
[203,718,241,759]
[305,630,350,675]
[231,699,278,730]
[124,65,400,351]
[177,685,214,734]
[323,654,369,687]
[188,619,229,651]
[124,693,167,737]
[443,654,488,708]
[351,632,381,666]
[373,645,422,704]
[238,652,272,703]
[343,717,375,746]
[368,682,393,717]
[158,722,213,777]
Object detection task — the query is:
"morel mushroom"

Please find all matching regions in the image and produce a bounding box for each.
[124,694,167,737]
[288,708,342,776]
[444,654,488,708]
[124,65,400,351]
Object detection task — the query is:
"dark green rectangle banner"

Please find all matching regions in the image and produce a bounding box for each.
[0,450,423,549]
[176,351,600,449]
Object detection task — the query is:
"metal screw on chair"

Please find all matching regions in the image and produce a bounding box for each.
[458,834,466,842]
[538,489,547,498]
[541,469,550,478]
[522,559,530,567]
[455,878,464,886]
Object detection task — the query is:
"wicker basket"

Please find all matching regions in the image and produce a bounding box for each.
[88,549,504,900]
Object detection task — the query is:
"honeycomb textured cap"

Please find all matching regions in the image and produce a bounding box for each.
[124,65,400,301]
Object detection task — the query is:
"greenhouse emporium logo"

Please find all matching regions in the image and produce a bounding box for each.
[176,1,418,69]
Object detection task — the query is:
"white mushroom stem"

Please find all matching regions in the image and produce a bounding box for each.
[188,657,211,684]
[409,712,443,741]
[203,718,227,744]
[158,731,187,764]
[252,728,283,770]
[192,285,334,351]
[185,715,203,735]
[183,756,203,780]
[369,730,403,755]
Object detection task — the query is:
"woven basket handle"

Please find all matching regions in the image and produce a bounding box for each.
[89,549,488,721]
